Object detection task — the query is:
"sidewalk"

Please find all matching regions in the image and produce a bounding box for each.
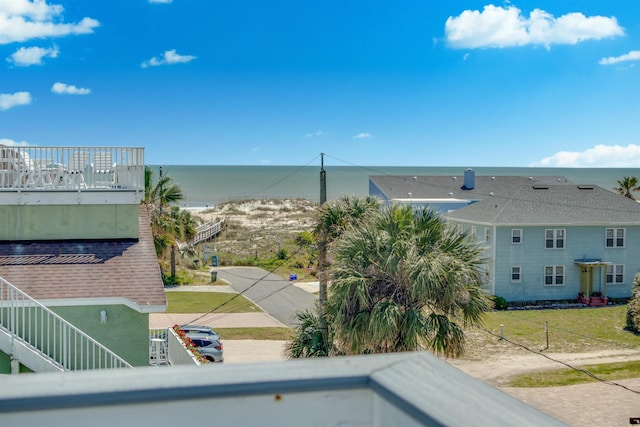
[149,312,287,328]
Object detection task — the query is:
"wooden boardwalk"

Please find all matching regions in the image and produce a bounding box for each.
[179,217,225,250]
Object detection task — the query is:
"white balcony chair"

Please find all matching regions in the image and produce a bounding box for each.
[63,151,89,189]
[91,151,116,187]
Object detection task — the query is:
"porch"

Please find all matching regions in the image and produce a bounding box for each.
[575,259,611,307]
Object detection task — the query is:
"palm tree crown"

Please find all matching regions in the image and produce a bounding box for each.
[614,176,640,200]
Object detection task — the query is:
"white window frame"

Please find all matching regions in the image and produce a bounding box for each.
[545,229,565,249]
[471,226,477,241]
[485,228,490,243]
[511,229,522,244]
[511,266,521,283]
[605,228,625,248]
[544,265,564,286]
[606,264,624,284]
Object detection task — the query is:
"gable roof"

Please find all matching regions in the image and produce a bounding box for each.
[445,184,640,226]
[0,205,166,313]
[369,174,572,201]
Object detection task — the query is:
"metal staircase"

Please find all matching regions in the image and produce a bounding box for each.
[0,276,133,373]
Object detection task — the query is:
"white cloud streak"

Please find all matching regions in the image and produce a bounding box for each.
[0,91,31,110]
[353,132,372,139]
[148,0,173,3]
[305,130,325,137]
[0,138,29,146]
[445,5,623,49]
[141,49,196,68]
[599,50,640,65]
[51,82,91,95]
[0,0,99,44]
[530,144,640,167]
[7,45,58,66]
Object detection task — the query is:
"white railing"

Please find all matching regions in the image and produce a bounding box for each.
[0,276,133,371]
[166,328,201,366]
[0,146,144,192]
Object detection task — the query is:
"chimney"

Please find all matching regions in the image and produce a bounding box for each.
[463,169,475,190]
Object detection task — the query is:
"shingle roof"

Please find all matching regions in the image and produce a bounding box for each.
[445,184,640,225]
[0,205,166,312]
[369,174,572,200]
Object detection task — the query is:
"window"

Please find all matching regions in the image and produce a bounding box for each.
[511,266,521,282]
[511,229,522,244]
[545,229,565,249]
[544,265,564,286]
[471,226,477,241]
[485,228,490,243]
[606,264,624,284]
[605,228,625,248]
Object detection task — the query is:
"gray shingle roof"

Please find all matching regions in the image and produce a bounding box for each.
[445,184,640,225]
[370,174,572,201]
[0,205,166,312]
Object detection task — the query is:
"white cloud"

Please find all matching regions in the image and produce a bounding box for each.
[353,132,372,139]
[445,5,623,49]
[305,130,325,137]
[148,0,173,3]
[0,138,29,146]
[51,82,91,95]
[7,45,58,66]
[530,144,640,167]
[0,1,99,45]
[0,91,31,110]
[141,49,196,68]
[599,50,640,65]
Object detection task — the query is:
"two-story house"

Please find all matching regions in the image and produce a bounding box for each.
[0,146,166,373]
[369,170,640,303]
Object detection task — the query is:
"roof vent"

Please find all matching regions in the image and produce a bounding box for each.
[462,169,475,190]
[577,185,594,190]
[413,176,417,182]
[491,176,496,181]
[532,184,549,190]
[528,177,533,181]
[489,192,495,196]
[448,192,454,197]
[453,176,457,181]
[407,192,412,197]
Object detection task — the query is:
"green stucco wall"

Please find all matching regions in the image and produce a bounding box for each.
[50,305,150,367]
[0,352,33,374]
[0,204,139,240]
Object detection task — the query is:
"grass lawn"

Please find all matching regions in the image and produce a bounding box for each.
[215,327,292,340]
[508,360,640,387]
[463,305,640,359]
[165,292,263,313]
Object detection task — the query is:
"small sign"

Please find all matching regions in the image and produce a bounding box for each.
[289,274,297,281]
[212,255,218,267]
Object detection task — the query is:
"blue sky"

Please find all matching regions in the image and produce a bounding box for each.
[1,1,639,167]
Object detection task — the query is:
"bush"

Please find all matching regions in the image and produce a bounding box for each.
[626,273,640,333]
[492,295,509,311]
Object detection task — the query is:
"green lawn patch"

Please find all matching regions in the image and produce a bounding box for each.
[215,327,292,340]
[166,292,263,313]
[508,361,640,387]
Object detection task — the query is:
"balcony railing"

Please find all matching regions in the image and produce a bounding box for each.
[0,276,133,371]
[0,146,144,192]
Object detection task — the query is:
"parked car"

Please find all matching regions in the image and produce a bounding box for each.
[188,333,224,363]
[178,325,221,340]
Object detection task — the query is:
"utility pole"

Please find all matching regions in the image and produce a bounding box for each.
[318,153,328,340]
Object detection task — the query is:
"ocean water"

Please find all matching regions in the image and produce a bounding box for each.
[152,165,640,208]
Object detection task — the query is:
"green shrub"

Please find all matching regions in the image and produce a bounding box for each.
[626,273,640,333]
[492,295,509,310]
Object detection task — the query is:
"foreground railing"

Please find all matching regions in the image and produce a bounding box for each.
[0,276,133,371]
[0,146,144,192]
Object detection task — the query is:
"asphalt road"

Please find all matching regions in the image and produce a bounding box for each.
[216,267,317,327]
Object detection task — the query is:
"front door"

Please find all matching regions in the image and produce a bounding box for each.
[580,266,592,297]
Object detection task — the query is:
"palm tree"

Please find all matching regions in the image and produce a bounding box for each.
[144,166,193,282]
[614,176,640,200]
[287,196,380,358]
[327,204,490,358]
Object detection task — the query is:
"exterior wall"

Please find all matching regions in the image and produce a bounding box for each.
[0,204,139,240]
[494,225,640,302]
[50,305,149,367]
[369,181,390,204]
[0,351,33,374]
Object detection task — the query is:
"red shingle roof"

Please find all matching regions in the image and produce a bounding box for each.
[0,205,166,312]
